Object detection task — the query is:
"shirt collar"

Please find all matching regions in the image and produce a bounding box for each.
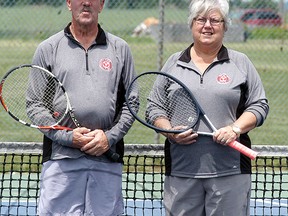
[64,23,107,45]
[179,43,229,63]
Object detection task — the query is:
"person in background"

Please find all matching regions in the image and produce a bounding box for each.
[148,0,269,215]
[32,0,136,215]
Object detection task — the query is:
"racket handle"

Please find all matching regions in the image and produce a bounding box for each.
[228,140,259,160]
[104,149,121,163]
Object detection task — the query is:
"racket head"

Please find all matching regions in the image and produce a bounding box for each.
[125,71,200,133]
[0,64,70,129]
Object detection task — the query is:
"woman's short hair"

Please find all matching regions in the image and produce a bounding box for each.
[187,0,230,31]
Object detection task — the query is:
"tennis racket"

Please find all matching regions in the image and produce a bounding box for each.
[0,64,120,162]
[125,71,259,160]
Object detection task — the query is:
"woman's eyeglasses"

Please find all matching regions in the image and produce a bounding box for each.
[194,17,224,26]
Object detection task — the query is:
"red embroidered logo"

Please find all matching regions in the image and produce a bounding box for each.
[99,58,112,71]
[217,73,230,84]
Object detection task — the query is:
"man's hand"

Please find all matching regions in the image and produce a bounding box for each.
[71,127,94,149]
[80,129,110,156]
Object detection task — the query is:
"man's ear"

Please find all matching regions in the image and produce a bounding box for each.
[66,0,72,11]
[99,0,105,13]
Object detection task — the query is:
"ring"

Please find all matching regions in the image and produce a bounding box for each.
[221,138,225,142]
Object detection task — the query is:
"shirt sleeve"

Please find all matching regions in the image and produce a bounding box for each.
[104,42,136,147]
[240,54,269,127]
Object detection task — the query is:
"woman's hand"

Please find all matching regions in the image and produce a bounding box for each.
[213,125,238,145]
[166,127,198,145]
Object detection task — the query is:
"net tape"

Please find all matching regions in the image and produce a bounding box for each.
[1,142,288,156]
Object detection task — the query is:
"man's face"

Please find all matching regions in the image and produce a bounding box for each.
[66,0,105,26]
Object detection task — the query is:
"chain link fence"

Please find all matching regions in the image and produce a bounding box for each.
[0,0,287,145]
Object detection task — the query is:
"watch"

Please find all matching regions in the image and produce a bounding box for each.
[231,124,242,137]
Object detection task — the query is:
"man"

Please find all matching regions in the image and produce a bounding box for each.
[32,0,136,215]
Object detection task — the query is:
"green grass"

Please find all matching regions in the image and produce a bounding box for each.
[0,6,287,145]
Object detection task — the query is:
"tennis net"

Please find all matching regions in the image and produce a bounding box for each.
[0,142,287,216]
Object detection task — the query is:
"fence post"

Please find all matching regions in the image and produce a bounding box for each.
[154,0,165,144]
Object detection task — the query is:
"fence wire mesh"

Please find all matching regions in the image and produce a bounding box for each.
[0,0,287,145]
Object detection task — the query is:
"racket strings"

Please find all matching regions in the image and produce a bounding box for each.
[128,73,199,132]
[1,66,68,127]
[162,87,199,128]
[2,69,31,122]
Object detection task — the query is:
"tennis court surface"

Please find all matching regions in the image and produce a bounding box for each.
[1,142,287,216]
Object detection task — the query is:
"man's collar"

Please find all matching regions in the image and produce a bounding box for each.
[64,23,107,45]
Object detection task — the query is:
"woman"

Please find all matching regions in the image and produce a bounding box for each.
[148,0,269,215]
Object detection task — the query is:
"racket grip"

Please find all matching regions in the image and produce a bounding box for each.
[228,140,259,160]
[104,149,121,163]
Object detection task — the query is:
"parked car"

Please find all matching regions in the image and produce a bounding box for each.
[240,9,282,28]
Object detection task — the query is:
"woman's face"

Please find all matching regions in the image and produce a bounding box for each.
[191,9,225,47]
